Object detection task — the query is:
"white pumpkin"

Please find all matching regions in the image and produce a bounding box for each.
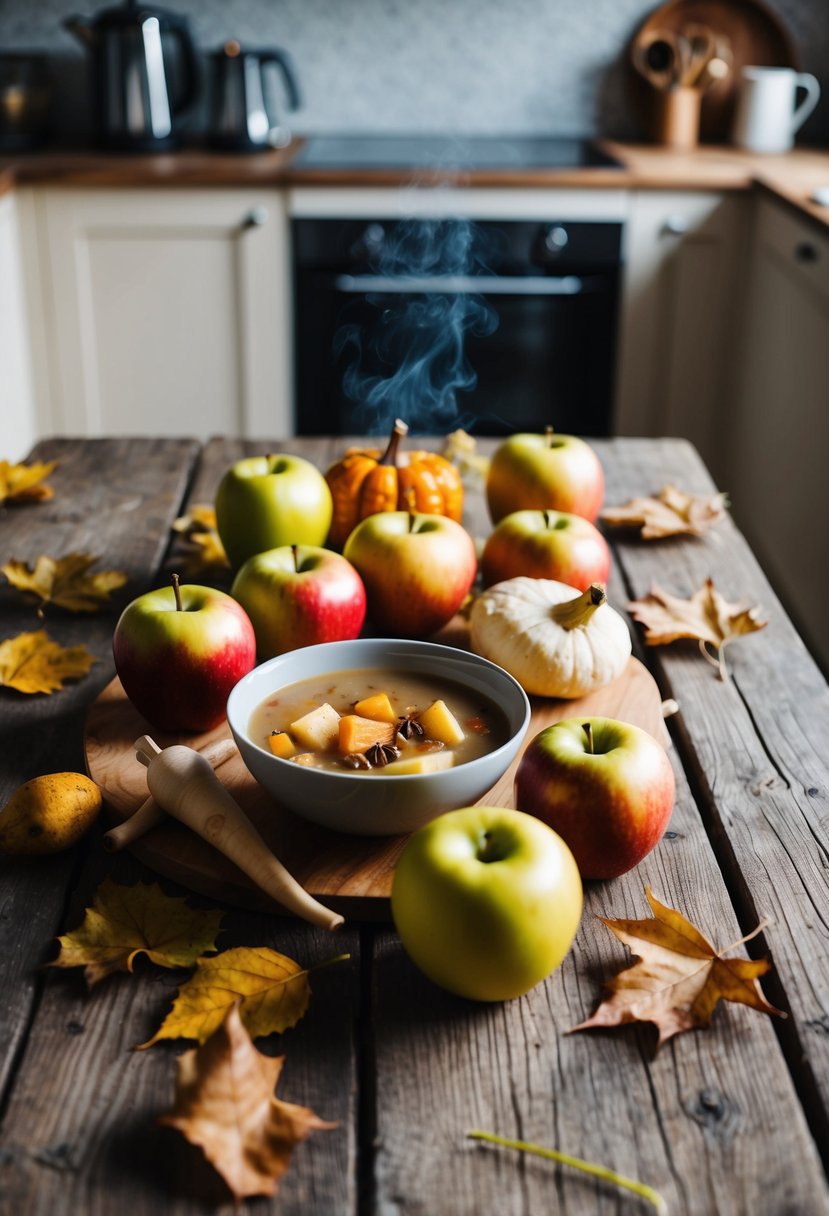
[469,578,631,698]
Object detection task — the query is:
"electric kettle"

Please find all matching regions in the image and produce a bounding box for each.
[207,41,300,152]
[65,0,198,150]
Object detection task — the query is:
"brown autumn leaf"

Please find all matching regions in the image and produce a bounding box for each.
[601,484,728,539]
[570,886,784,1050]
[160,1003,336,1205]
[2,551,128,615]
[139,946,349,1049]
[171,503,230,575]
[0,458,58,505]
[628,578,767,679]
[51,878,224,988]
[0,629,96,694]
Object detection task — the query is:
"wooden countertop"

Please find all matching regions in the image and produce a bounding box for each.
[2,435,829,1215]
[1,139,828,230]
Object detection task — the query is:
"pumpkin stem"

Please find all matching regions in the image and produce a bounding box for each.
[171,573,183,612]
[549,583,606,630]
[379,418,409,467]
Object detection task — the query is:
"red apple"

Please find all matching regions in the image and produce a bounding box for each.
[112,575,256,733]
[343,511,477,638]
[514,716,675,879]
[230,543,367,659]
[481,508,611,590]
[486,429,605,524]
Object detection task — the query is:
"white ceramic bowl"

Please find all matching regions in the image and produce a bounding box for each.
[226,638,531,836]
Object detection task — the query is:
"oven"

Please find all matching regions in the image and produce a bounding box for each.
[292,213,623,437]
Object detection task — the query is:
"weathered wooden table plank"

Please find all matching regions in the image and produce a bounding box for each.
[602,438,829,1158]
[369,437,829,1216]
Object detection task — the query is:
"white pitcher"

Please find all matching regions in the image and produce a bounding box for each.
[733,66,821,154]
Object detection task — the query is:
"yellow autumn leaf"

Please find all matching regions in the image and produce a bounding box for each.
[2,551,128,614]
[172,503,229,574]
[0,629,96,694]
[138,946,350,1049]
[0,458,58,504]
[51,878,224,988]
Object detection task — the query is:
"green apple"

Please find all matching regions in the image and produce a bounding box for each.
[215,453,333,570]
[391,805,582,1001]
[486,429,605,524]
[514,716,675,879]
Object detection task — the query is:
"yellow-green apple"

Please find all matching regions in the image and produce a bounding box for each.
[343,511,477,638]
[214,453,333,570]
[486,429,605,524]
[514,716,675,880]
[481,508,611,590]
[391,805,582,1001]
[231,543,367,659]
[112,575,256,733]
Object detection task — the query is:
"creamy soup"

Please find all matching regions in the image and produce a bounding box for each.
[248,667,509,775]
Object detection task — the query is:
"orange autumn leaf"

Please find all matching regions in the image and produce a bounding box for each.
[0,458,58,505]
[2,551,128,615]
[139,946,349,1049]
[171,503,230,575]
[628,578,767,680]
[51,878,224,988]
[0,629,95,694]
[160,1004,336,1205]
[601,484,728,539]
[570,887,784,1050]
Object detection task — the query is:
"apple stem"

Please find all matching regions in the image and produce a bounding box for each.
[408,512,416,533]
[379,417,409,467]
[582,722,594,754]
[291,543,299,573]
[171,573,183,612]
[545,425,556,447]
[549,583,607,630]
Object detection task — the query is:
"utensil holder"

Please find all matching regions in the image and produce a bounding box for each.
[654,86,701,149]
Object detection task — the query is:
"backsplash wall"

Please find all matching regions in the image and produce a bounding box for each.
[1,0,826,144]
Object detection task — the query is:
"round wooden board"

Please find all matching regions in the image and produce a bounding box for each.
[84,656,668,922]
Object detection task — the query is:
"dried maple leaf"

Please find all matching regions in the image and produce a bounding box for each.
[2,552,128,615]
[628,578,767,680]
[51,878,224,988]
[160,1004,336,1205]
[570,887,784,1050]
[0,629,95,694]
[0,458,58,505]
[139,946,349,1049]
[171,503,229,575]
[601,484,728,539]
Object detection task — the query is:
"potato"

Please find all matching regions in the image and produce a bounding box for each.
[0,773,102,855]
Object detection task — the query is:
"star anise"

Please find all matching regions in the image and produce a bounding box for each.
[397,713,425,740]
[365,742,401,767]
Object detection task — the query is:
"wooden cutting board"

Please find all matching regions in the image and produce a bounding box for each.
[84,646,669,922]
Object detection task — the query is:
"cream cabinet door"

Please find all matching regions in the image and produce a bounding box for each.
[36,188,291,439]
[0,192,37,460]
[614,191,748,482]
[727,197,829,672]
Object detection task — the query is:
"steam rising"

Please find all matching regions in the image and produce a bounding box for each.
[333,216,497,434]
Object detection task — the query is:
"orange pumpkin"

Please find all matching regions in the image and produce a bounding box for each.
[325,419,464,549]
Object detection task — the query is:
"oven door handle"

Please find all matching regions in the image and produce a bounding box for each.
[333,273,586,296]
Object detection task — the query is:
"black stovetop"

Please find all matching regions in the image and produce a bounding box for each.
[291,134,623,171]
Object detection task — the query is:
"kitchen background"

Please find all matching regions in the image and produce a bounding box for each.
[1,0,827,145]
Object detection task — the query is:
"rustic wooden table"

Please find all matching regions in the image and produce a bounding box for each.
[1,435,828,1216]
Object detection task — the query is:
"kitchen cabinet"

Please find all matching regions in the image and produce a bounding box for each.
[0,192,37,461]
[726,197,829,672]
[32,188,292,440]
[614,191,748,483]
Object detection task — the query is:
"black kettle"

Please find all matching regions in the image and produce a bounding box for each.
[207,41,300,152]
[65,0,198,151]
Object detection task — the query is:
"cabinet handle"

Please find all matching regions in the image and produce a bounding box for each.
[241,207,269,231]
[795,241,819,264]
[662,215,689,236]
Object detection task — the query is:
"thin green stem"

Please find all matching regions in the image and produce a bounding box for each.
[466,1129,668,1215]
